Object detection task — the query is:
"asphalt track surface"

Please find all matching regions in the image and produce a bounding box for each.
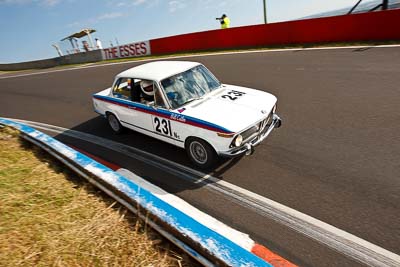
[1,47,399,266]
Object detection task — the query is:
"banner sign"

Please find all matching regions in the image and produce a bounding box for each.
[102,40,151,60]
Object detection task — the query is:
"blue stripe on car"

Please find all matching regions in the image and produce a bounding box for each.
[93,94,234,134]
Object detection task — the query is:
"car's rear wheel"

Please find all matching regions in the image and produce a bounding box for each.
[185,137,217,169]
[107,113,124,134]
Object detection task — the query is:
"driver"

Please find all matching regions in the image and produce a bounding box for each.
[140,80,154,102]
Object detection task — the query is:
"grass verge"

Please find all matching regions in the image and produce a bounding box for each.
[0,127,197,267]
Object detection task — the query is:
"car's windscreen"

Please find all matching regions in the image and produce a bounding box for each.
[161,65,221,109]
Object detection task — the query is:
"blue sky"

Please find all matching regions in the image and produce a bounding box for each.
[0,0,371,63]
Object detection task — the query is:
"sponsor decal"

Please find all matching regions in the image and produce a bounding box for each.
[102,41,151,60]
[170,113,186,123]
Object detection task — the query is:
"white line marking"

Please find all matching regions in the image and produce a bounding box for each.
[1,44,400,80]
[7,118,400,267]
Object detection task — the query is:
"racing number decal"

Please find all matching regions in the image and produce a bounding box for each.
[221,90,246,101]
[154,117,172,136]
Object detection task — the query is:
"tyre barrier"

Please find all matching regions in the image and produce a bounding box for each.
[0,118,295,267]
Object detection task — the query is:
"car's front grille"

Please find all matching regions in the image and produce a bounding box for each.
[259,114,272,133]
[241,125,259,141]
[241,112,272,143]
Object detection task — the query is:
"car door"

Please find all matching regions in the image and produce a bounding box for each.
[109,77,139,130]
[110,77,151,134]
[149,82,182,147]
[115,78,154,135]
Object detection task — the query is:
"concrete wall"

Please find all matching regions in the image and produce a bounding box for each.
[0,57,60,71]
[60,50,103,65]
[0,50,103,71]
[150,9,400,54]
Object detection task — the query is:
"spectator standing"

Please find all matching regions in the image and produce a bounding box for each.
[95,38,103,49]
[216,14,230,29]
[82,40,90,52]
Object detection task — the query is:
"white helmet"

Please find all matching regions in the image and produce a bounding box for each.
[140,80,154,96]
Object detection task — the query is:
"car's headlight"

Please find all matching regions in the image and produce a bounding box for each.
[272,104,277,114]
[233,134,243,147]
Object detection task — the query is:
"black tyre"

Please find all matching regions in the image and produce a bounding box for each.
[275,118,282,128]
[107,113,124,134]
[185,137,217,169]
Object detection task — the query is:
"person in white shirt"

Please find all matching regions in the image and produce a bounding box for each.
[95,38,103,49]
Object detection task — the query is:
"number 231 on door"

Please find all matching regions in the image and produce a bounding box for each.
[153,116,173,137]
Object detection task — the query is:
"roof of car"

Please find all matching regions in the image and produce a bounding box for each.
[116,61,201,81]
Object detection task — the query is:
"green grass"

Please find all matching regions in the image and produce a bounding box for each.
[0,127,197,267]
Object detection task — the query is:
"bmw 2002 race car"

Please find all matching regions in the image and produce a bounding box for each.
[93,61,281,169]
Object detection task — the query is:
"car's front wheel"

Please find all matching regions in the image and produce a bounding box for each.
[107,113,124,134]
[185,137,217,169]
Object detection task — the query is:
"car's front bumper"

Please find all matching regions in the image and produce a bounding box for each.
[218,114,282,158]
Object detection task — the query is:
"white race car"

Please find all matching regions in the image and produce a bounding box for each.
[93,61,281,168]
